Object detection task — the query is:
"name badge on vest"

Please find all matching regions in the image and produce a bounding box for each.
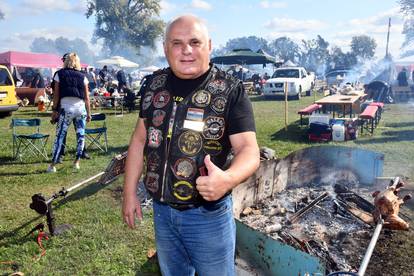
[183,108,204,132]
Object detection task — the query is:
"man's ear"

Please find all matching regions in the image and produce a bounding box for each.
[208,39,212,53]
[163,41,167,56]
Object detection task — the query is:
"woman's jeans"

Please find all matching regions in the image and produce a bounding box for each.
[51,105,86,163]
[153,196,236,276]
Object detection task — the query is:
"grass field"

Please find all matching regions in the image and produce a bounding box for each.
[0,94,413,275]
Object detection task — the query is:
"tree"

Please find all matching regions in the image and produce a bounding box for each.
[30,37,96,64]
[86,0,164,56]
[268,37,301,63]
[400,0,414,51]
[30,38,59,54]
[350,35,377,59]
[327,46,357,71]
[300,35,329,74]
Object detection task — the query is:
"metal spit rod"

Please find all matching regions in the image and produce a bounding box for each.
[46,172,105,205]
[357,219,384,276]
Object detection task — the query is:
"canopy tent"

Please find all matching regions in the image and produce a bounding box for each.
[0,51,63,68]
[140,65,160,72]
[211,49,276,65]
[0,51,88,68]
[97,56,139,68]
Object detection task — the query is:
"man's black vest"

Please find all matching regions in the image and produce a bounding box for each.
[142,66,240,205]
[57,68,85,100]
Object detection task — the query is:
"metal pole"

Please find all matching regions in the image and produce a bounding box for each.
[385,18,391,58]
[45,172,105,205]
[284,81,288,131]
[358,219,384,276]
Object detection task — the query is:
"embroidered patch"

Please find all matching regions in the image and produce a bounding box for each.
[145,172,159,193]
[191,90,211,107]
[207,79,227,94]
[178,130,203,156]
[203,140,223,156]
[203,116,225,140]
[150,74,167,90]
[148,127,163,148]
[186,108,204,121]
[153,91,170,109]
[173,180,194,201]
[142,91,154,111]
[173,158,196,180]
[147,151,160,172]
[152,109,166,127]
[211,96,227,114]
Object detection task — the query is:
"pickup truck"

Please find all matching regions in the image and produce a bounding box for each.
[263,67,315,100]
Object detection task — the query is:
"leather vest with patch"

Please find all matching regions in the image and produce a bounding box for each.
[141,66,240,205]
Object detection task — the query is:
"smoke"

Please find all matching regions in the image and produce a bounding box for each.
[341,57,395,85]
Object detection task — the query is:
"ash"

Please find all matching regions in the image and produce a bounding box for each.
[239,185,375,273]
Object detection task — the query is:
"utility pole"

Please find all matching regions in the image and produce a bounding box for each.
[385,18,391,59]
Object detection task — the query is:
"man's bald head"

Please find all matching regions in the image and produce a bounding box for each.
[164,15,209,43]
[163,14,212,79]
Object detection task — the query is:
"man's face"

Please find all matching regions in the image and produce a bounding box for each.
[164,19,211,79]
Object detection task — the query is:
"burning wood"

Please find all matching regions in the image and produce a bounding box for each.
[239,185,376,273]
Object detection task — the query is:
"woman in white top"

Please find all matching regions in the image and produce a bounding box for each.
[47,53,91,172]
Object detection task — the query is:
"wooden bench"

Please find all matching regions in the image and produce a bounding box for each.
[298,104,322,126]
[359,105,378,134]
[369,102,384,125]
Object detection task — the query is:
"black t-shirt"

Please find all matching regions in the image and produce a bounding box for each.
[139,66,255,135]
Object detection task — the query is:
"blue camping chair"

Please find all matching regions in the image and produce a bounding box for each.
[85,113,108,152]
[12,118,50,161]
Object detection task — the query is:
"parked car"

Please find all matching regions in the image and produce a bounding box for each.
[324,69,352,87]
[0,65,19,117]
[263,67,315,100]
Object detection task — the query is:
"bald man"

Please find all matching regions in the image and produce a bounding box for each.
[123,15,259,276]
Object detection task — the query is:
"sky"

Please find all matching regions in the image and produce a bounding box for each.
[0,0,409,61]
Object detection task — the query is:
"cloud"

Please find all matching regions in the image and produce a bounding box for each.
[190,0,212,11]
[349,7,403,27]
[160,0,177,15]
[264,17,326,33]
[259,1,287,9]
[20,0,87,15]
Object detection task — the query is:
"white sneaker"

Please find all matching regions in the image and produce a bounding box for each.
[74,162,80,170]
[46,166,56,173]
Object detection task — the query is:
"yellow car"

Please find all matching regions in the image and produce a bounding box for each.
[0,65,19,117]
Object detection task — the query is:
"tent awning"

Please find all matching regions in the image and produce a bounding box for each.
[0,51,88,68]
[211,48,276,65]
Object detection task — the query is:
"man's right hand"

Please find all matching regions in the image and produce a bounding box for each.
[122,196,143,229]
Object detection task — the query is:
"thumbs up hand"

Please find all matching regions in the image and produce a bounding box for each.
[196,155,233,201]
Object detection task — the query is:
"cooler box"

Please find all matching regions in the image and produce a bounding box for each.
[308,122,332,142]
[309,114,330,125]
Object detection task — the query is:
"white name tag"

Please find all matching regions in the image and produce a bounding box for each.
[183,120,204,132]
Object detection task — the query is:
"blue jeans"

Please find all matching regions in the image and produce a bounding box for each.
[51,106,86,162]
[153,196,236,276]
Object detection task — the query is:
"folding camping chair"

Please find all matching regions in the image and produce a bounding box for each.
[12,118,50,161]
[85,113,108,152]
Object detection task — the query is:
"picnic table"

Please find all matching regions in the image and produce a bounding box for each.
[315,91,366,118]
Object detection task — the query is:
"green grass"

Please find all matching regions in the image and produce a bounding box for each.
[0,95,413,275]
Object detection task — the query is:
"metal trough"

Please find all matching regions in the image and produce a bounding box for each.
[233,146,385,275]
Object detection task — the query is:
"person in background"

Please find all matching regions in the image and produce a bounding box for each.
[48,53,91,173]
[122,15,260,275]
[87,68,97,92]
[397,67,408,86]
[98,65,109,88]
[30,69,45,88]
[116,68,128,92]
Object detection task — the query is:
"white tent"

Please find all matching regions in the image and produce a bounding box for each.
[395,55,414,66]
[97,56,139,68]
[140,65,160,72]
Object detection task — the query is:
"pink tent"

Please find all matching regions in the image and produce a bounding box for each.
[0,51,62,68]
[0,51,88,68]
